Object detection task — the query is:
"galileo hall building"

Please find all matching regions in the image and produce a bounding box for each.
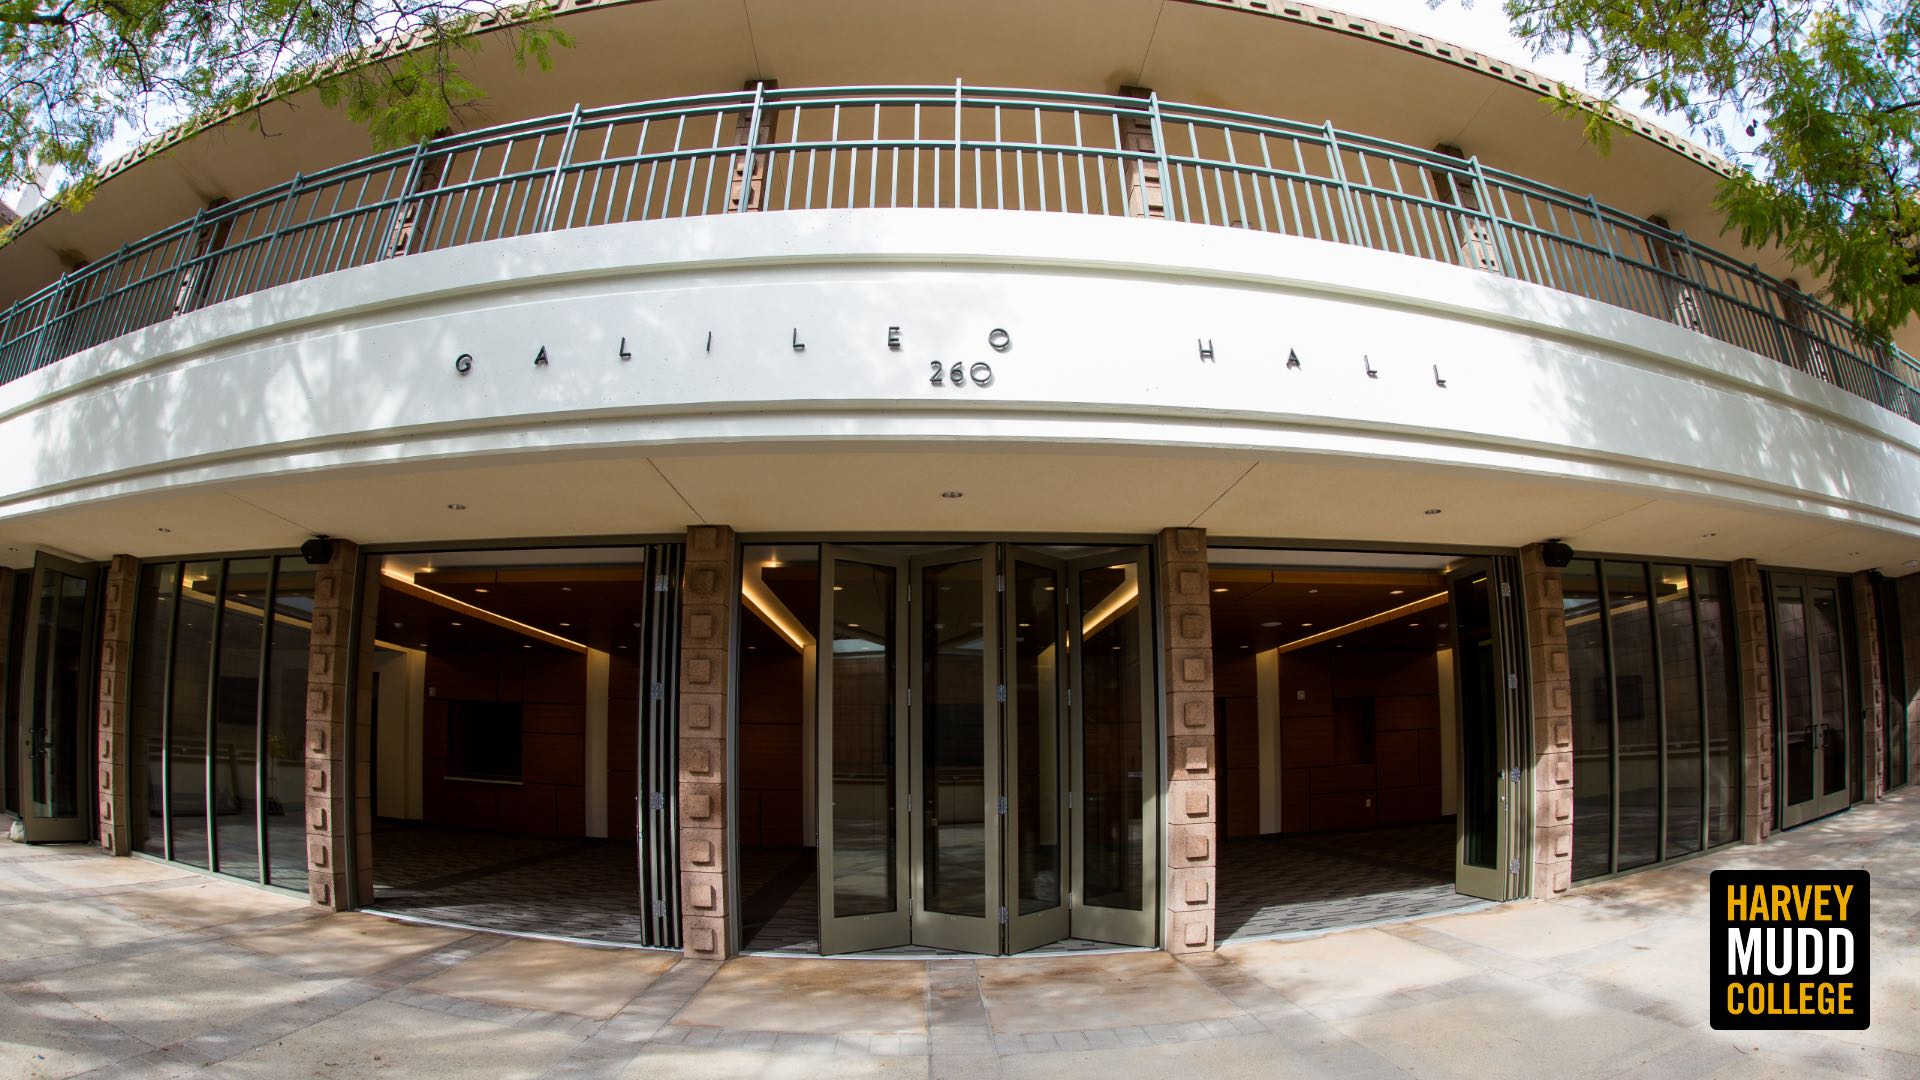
[0,0,1917,962]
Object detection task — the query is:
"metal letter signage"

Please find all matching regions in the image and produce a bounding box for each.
[454,353,474,375]
[987,328,1011,352]
[1198,338,1215,362]
[534,345,550,367]
[618,337,632,362]
[792,328,806,352]
[888,326,902,350]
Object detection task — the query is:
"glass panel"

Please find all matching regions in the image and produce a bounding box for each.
[168,560,221,869]
[1606,562,1660,871]
[1811,588,1848,798]
[1655,565,1701,857]
[212,559,269,879]
[1078,562,1145,912]
[921,558,986,919]
[130,565,177,858]
[266,558,314,885]
[1884,585,1908,789]
[1697,569,1739,847]
[830,560,897,917]
[1011,560,1061,915]
[1564,560,1612,880]
[29,572,89,819]
[1776,585,1813,807]
[1453,573,1498,869]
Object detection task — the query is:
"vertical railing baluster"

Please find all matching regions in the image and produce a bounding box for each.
[1469,158,1518,278]
[539,104,584,231]
[1148,93,1179,222]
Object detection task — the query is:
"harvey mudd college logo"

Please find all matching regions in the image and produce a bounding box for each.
[1711,870,1869,1030]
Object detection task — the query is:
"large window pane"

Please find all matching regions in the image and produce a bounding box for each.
[1776,585,1813,808]
[1010,559,1062,915]
[1078,563,1145,912]
[168,560,221,868]
[830,561,896,917]
[213,558,270,880]
[265,558,315,886]
[1565,560,1611,880]
[1607,562,1660,871]
[920,558,986,919]
[1655,565,1701,858]
[130,565,177,859]
[1697,569,1739,847]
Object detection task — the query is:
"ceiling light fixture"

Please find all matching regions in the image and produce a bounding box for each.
[1423,508,1442,515]
[1389,589,1404,595]
[474,587,489,593]
[447,503,467,510]
[941,491,964,499]
[1260,620,1281,628]
[156,526,172,533]
[450,621,462,627]
[1213,587,1228,593]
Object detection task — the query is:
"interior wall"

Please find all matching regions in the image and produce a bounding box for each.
[608,648,641,840]
[372,649,427,820]
[738,648,807,847]
[1274,647,1443,832]
[422,648,589,836]
[1215,653,1261,839]
[1437,647,1458,815]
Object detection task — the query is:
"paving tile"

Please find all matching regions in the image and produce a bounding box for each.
[672,957,928,1035]
[225,911,468,977]
[624,1044,930,1078]
[104,879,308,932]
[210,998,583,1079]
[977,951,1238,1034]
[1223,926,1480,1009]
[410,939,676,1020]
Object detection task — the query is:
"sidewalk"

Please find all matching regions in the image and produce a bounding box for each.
[3,793,1915,1079]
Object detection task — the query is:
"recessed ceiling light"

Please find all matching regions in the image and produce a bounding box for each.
[1701,532,1717,538]
[1849,551,1862,557]
[1423,508,1442,515]
[1260,621,1281,628]
[1301,622,1314,627]
[474,587,489,593]
[1409,622,1420,628]
[561,586,572,592]
[1389,589,1404,595]
[1239,645,1249,649]
[848,622,861,628]
[523,644,532,649]
[1018,622,1031,628]
[447,503,466,511]
[1213,587,1228,593]
[450,621,462,627]
[619,644,629,649]
[833,585,844,591]
[391,621,402,629]
[559,622,571,627]
[941,491,964,499]
[1307,588,1319,594]
[156,526,172,533]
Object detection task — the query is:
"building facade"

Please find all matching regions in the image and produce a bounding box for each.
[1,1,1917,962]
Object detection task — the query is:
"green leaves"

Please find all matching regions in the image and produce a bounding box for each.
[0,0,571,230]
[1496,0,1920,343]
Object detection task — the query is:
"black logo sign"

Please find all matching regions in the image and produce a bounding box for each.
[1710,869,1869,1030]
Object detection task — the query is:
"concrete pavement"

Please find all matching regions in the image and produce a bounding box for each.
[3,792,1917,1078]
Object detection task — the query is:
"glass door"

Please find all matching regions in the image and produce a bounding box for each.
[1775,574,1853,827]
[908,547,1001,954]
[1066,550,1158,948]
[816,546,910,953]
[1447,559,1521,901]
[1003,549,1068,953]
[15,553,100,843]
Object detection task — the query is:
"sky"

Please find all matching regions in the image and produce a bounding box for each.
[3,0,1695,216]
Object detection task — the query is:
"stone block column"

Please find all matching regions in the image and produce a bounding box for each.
[1730,560,1774,844]
[96,555,139,855]
[1159,527,1215,953]
[1520,545,1572,897]
[305,540,363,910]
[1853,572,1886,801]
[679,525,735,959]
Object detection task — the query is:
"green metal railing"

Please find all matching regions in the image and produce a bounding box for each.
[2,83,1914,420]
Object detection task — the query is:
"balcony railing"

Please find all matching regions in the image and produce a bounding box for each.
[2,83,1915,420]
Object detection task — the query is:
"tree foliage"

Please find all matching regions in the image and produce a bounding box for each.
[1490,0,1920,342]
[0,0,568,214]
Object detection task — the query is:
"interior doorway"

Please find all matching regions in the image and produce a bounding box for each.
[737,542,1159,956]
[1208,550,1526,943]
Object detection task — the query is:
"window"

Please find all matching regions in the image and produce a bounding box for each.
[1567,559,1740,882]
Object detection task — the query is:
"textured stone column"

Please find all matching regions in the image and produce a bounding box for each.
[95,555,140,855]
[305,541,362,910]
[1159,527,1215,953]
[1853,573,1885,801]
[679,525,735,959]
[1118,87,1167,219]
[1730,560,1774,844]
[1520,545,1572,897]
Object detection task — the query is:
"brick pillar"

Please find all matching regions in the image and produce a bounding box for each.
[1853,573,1886,801]
[305,541,362,910]
[95,555,139,855]
[1159,527,1215,952]
[679,525,735,959]
[1119,87,1167,219]
[729,81,778,212]
[1520,545,1572,897]
[1730,560,1774,844]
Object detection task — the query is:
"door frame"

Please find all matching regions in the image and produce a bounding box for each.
[14,552,101,844]
[1770,572,1854,828]
[1445,557,1529,902]
[1002,547,1070,954]
[816,545,913,954]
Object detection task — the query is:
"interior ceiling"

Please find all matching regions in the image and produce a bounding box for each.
[0,446,1915,577]
[373,559,649,656]
[1210,567,1456,654]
